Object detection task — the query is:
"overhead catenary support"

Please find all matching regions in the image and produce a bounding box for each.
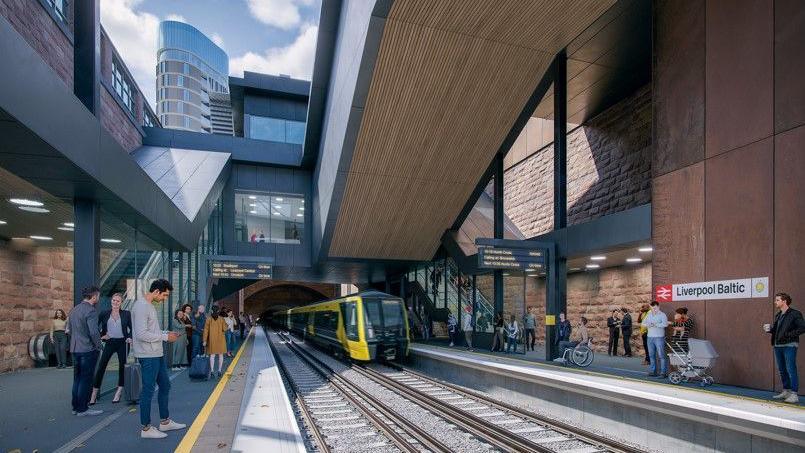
[547,50,568,360]
[493,153,504,315]
[73,199,100,306]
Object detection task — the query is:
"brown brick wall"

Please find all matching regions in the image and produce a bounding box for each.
[0,0,73,89]
[504,85,652,238]
[0,244,73,373]
[476,264,651,356]
[100,87,142,153]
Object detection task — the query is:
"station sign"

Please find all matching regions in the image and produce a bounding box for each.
[654,277,768,302]
[209,260,273,279]
[476,239,545,271]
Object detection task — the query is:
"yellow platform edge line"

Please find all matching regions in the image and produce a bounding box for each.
[417,342,805,411]
[175,328,253,453]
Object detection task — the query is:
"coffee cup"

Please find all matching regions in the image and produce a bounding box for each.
[763,323,771,333]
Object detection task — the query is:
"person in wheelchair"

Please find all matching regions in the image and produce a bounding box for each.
[556,317,591,364]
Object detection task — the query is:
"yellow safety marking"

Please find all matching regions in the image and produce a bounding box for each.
[418,342,805,411]
[175,329,252,453]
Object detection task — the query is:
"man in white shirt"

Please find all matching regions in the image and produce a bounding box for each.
[462,309,474,351]
[641,301,669,378]
[131,279,185,439]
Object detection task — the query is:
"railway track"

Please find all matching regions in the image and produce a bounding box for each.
[357,363,645,453]
[276,330,645,453]
[270,331,451,453]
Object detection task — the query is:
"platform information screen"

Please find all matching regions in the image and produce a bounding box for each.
[209,260,272,279]
[477,246,544,271]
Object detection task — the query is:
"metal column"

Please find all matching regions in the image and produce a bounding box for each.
[73,199,99,306]
[546,51,568,360]
[493,153,504,315]
[73,0,100,115]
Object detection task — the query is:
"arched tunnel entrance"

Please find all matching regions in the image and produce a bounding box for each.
[215,279,339,326]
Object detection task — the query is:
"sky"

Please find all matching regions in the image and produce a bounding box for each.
[100,0,321,110]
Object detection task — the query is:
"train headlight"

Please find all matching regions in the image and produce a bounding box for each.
[367,326,375,339]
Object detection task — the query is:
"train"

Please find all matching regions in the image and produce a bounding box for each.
[275,291,410,362]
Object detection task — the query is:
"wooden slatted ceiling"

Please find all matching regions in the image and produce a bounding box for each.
[328,0,615,260]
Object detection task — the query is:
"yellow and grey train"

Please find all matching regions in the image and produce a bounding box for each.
[276,291,410,362]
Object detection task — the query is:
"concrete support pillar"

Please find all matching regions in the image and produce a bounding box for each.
[73,199,99,306]
[493,153,504,315]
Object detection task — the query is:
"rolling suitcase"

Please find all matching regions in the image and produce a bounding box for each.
[189,355,210,380]
[123,345,141,403]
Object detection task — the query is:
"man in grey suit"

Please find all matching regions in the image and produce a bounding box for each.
[67,286,103,416]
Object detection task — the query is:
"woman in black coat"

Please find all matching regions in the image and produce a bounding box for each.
[89,293,132,404]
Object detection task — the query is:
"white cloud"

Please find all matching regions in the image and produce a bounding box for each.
[230,23,318,80]
[211,33,225,49]
[100,0,160,110]
[247,0,315,30]
[165,13,186,22]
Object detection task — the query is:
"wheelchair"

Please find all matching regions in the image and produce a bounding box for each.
[559,338,594,367]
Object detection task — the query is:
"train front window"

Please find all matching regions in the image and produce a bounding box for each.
[343,302,359,341]
[363,300,381,339]
[381,299,404,335]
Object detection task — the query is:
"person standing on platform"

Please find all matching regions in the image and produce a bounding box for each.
[462,309,474,351]
[203,306,228,378]
[181,304,194,365]
[239,312,247,339]
[192,304,206,357]
[523,307,537,352]
[766,293,805,404]
[505,314,520,353]
[171,309,189,370]
[491,312,505,352]
[132,279,185,439]
[555,312,572,351]
[89,293,132,405]
[607,309,621,356]
[637,304,651,364]
[642,301,669,378]
[67,286,103,417]
[50,309,69,369]
[447,311,458,347]
[620,307,633,357]
[224,308,236,357]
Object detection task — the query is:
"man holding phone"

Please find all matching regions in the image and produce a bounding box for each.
[132,279,186,439]
[766,293,805,404]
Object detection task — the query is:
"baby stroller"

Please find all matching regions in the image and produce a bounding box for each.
[667,338,718,386]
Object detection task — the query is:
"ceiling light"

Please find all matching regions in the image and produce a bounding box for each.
[273,212,281,216]
[30,235,52,241]
[296,213,303,217]
[638,246,653,253]
[19,206,50,213]
[626,257,642,263]
[0,220,6,225]
[249,210,257,214]
[590,256,606,261]
[63,222,74,227]
[249,203,256,207]
[248,195,256,200]
[299,207,304,211]
[57,227,74,231]
[101,238,121,243]
[10,198,43,207]
[275,197,283,202]
[274,205,282,208]
[570,268,581,271]
[585,264,600,269]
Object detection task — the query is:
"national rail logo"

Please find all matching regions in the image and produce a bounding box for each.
[655,285,672,302]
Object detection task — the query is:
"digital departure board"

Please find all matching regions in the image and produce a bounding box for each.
[209,260,273,279]
[477,244,545,271]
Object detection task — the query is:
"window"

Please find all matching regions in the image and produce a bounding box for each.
[234,191,304,245]
[112,58,134,114]
[343,302,359,341]
[248,115,305,145]
[143,112,155,127]
[46,0,68,24]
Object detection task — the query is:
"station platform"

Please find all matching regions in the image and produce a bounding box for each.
[0,328,304,453]
[409,342,805,452]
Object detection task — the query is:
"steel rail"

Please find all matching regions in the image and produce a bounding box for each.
[277,332,451,453]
